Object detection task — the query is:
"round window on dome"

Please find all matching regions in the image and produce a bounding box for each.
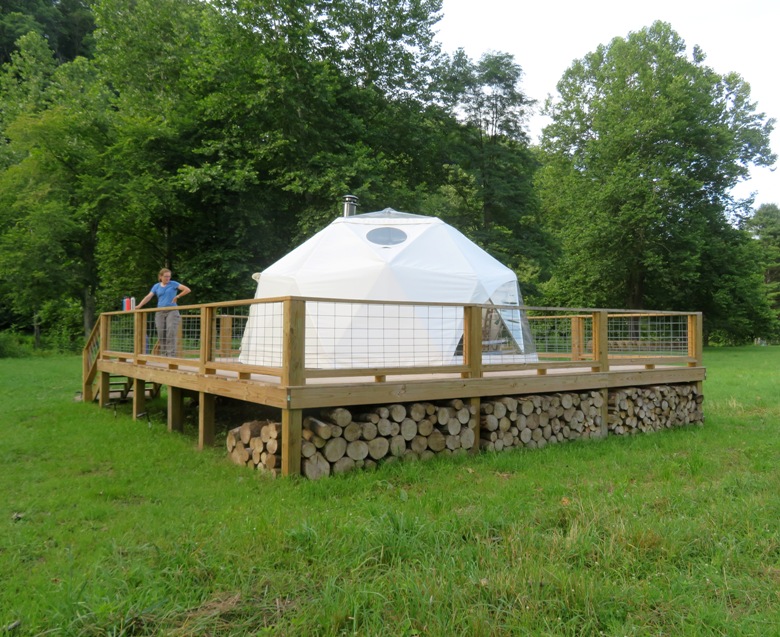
[366,227,407,246]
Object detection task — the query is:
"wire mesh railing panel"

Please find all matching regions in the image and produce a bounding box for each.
[303,301,464,369]
[606,314,688,356]
[481,305,538,363]
[177,309,201,360]
[527,314,593,359]
[211,306,250,362]
[236,302,285,368]
[142,313,156,355]
[107,314,134,353]
[96,304,698,375]
[138,308,201,359]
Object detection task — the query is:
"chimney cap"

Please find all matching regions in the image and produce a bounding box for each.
[342,194,358,217]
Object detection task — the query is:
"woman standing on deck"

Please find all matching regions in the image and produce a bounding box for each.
[136,268,191,357]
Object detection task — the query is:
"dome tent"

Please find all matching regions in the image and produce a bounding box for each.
[238,209,537,369]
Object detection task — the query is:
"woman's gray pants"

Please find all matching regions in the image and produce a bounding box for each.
[155,309,181,357]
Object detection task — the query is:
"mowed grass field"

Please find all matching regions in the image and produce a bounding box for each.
[0,347,778,636]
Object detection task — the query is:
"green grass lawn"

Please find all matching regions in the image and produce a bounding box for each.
[1,347,778,636]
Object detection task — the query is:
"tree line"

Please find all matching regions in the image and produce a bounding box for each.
[0,0,777,350]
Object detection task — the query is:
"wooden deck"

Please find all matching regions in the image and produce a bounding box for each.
[83,298,705,476]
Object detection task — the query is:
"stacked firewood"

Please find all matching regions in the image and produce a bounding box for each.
[301,401,478,480]
[226,419,281,476]
[608,384,703,434]
[225,384,703,479]
[480,391,605,451]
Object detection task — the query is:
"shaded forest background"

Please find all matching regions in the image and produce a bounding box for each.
[0,0,778,351]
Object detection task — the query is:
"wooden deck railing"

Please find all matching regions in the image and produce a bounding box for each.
[83,297,703,400]
[81,320,101,402]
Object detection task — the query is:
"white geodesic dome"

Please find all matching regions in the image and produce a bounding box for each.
[238,209,536,368]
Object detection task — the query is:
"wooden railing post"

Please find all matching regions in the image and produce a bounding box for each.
[571,315,584,361]
[592,310,609,372]
[200,305,214,373]
[281,298,305,476]
[97,316,110,407]
[198,392,216,449]
[282,298,305,387]
[82,360,93,403]
[133,310,145,361]
[688,312,703,367]
[100,313,109,357]
[196,305,217,449]
[462,305,483,379]
[688,312,704,396]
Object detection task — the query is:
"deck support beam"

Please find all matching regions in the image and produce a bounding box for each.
[98,371,110,408]
[280,298,305,476]
[168,386,183,432]
[462,305,483,379]
[198,392,215,449]
[688,312,704,395]
[281,408,303,476]
[592,310,610,373]
[132,378,146,420]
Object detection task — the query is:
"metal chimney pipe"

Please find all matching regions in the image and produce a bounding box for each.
[343,194,358,217]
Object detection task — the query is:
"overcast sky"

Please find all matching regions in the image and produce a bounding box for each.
[436,0,779,208]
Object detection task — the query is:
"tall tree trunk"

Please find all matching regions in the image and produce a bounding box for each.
[83,288,96,337]
[33,313,41,350]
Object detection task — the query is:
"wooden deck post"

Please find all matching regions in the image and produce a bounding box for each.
[97,311,110,405]
[462,305,483,379]
[688,312,703,367]
[592,310,609,372]
[200,306,214,374]
[168,386,183,432]
[282,298,305,387]
[132,378,146,420]
[281,298,305,476]
[82,370,94,404]
[688,311,704,395]
[98,371,110,408]
[198,391,215,449]
[133,311,145,362]
[571,315,584,361]
[589,311,610,435]
[282,409,302,476]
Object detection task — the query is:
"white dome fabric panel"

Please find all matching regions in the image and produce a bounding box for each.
[239,210,536,368]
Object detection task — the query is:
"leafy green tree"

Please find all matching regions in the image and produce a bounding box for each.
[746,203,780,332]
[0,0,552,346]
[428,49,551,296]
[0,31,59,169]
[0,35,114,339]
[93,0,452,290]
[538,21,775,339]
[0,32,61,335]
[0,0,95,64]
